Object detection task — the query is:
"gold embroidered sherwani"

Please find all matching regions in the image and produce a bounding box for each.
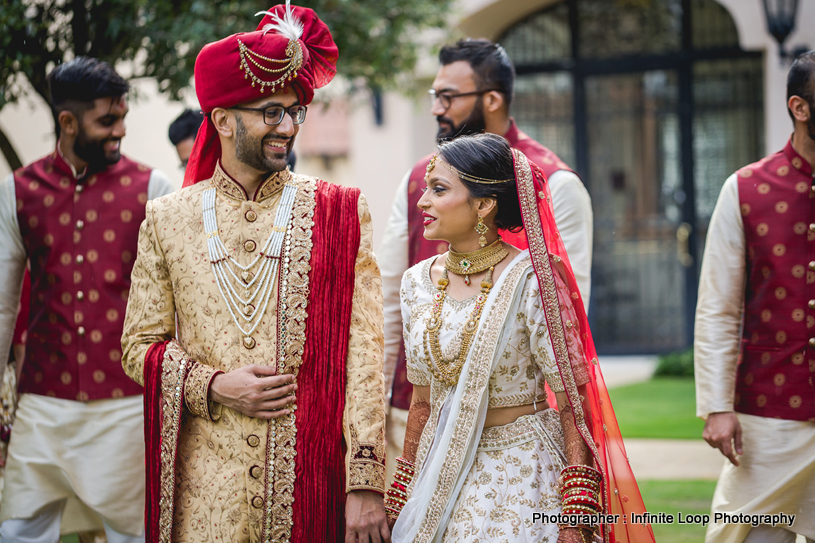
[122,165,386,543]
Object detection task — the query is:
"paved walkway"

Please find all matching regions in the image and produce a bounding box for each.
[625,438,724,480]
[600,355,724,480]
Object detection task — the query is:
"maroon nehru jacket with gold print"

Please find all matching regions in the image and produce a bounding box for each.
[737,138,815,422]
[14,149,151,401]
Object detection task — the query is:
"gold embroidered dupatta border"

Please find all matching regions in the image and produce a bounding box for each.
[512,151,610,542]
[264,176,317,543]
[158,340,193,543]
[409,255,531,542]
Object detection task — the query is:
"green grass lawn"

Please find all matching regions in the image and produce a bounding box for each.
[638,479,718,543]
[608,378,716,542]
[608,377,704,439]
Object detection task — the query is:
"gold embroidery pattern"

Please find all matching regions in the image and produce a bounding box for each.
[256,169,291,203]
[211,163,291,203]
[159,340,193,543]
[415,257,530,542]
[421,258,479,311]
[487,392,548,408]
[184,363,221,420]
[348,425,387,492]
[442,435,561,542]
[477,410,564,462]
[513,151,608,540]
[478,414,541,451]
[537,408,566,464]
[211,165,250,202]
[542,371,566,393]
[262,175,316,543]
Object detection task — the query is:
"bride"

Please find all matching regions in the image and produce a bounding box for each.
[384,133,654,543]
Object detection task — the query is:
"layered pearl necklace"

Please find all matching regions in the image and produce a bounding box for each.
[202,183,298,345]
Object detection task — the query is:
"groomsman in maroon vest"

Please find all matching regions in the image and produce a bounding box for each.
[0,57,173,542]
[378,38,594,478]
[695,51,815,543]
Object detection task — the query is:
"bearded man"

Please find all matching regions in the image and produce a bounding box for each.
[121,5,389,543]
[0,57,174,542]
[695,50,815,543]
[378,38,594,478]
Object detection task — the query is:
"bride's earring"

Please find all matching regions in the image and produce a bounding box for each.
[475,215,488,247]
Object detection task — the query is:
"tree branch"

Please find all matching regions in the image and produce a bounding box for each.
[0,124,23,172]
[71,0,89,55]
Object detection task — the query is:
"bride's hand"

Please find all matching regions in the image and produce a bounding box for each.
[557,527,591,543]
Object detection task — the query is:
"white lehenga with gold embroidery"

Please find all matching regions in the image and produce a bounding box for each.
[395,251,582,543]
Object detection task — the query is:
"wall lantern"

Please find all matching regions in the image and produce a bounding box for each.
[762,0,800,62]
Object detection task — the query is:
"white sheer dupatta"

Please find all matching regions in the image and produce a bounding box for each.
[392,251,532,543]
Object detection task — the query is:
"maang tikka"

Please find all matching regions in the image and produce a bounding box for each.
[475,216,489,247]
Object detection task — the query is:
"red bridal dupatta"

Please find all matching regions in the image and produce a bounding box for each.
[508,149,654,543]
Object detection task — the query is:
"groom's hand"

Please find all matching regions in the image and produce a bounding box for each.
[346,490,390,543]
[210,364,296,419]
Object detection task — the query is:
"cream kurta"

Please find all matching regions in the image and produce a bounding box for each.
[695,173,815,542]
[122,165,386,542]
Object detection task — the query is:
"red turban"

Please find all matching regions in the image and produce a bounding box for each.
[184,4,338,186]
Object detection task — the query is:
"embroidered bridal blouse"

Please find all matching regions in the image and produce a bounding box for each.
[401,255,566,405]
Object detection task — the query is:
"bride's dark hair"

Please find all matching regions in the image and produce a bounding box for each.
[438,133,523,231]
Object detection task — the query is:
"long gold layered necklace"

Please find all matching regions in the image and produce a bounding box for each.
[424,239,509,386]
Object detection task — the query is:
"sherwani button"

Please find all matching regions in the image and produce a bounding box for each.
[76,254,84,264]
[75,184,84,193]
[77,326,86,336]
[244,239,257,252]
[809,300,815,310]
[810,338,815,347]
[809,223,815,232]
[251,496,264,509]
[810,261,815,271]
[76,220,84,230]
[245,210,258,222]
[77,291,84,300]
[247,434,260,447]
[250,465,263,479]
[243,336,256,349]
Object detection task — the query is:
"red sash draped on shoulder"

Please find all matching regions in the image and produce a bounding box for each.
[142,182,361,543]
[511,150,654,543]
[293,181,360,541]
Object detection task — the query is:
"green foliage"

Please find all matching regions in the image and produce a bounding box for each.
[654,348,694,378]
[608,378,703,439]
[0,0,453,109]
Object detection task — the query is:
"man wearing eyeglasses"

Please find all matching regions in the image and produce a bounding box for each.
[378,38,594,481]
[122,6,389,542]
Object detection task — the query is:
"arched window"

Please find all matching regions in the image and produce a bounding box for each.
[500,0,763,353]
